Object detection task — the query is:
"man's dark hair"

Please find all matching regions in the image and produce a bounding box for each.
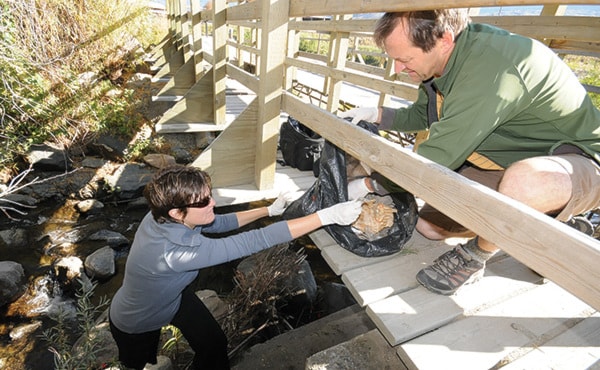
[143,165,212,223]
[374,9,471,53]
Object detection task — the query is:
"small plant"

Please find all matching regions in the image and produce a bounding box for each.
[42,278,110,370]
[161,325,183,358]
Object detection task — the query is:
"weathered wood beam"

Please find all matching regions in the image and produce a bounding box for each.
[288,0,595,17]
[286,57,419,103]
[281,92,600,311]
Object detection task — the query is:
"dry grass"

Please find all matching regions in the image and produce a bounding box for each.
[0,0,168,170]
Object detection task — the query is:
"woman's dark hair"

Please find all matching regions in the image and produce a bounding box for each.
[143,165,212,223]
[374,9,471,53]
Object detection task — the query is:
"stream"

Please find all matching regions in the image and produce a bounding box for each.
[0,196,340,369]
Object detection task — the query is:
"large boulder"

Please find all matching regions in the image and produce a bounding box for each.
[0,261,27,307]
[84,246,116,279]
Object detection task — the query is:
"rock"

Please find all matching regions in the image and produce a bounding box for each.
[54,256,85,282]
[87,230,129,247]
[1,193,37,206]
[320,282,358,314]
[9,321,42,341]
[0,261,27,307]
[25,143,71,171]
[78,71,98,86]
[144,356,173,370]
[53,255,95,297]
[89,134,129,162]
[81,157,107,169]
[125,72,152,89]
[196,289,228,320]
[84,246,116,279]
[143,153,177,168]
[126,197,149,210]
[18,167,100,202]
[0,228,29,248]
[72,317,120,369]
[102,163,155,199]
[305,329,405,370]
[76,199,105,214]
[160,133,199,162]
[231,305,377,370]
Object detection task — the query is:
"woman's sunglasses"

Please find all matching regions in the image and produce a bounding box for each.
[176,194,212,209]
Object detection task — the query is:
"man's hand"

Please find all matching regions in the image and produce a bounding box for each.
[347,178,372,200]
[339,107,380,124]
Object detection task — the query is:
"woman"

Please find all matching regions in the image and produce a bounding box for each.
[109,164,362,369]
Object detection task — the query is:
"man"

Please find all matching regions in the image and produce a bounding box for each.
[341,9,600,295]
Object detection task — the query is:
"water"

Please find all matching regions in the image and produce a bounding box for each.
[0,199,148,370]
[0,198,340,369]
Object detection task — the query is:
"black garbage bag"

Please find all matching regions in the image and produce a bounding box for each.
[282,121,418,257]
[279,116,324,173]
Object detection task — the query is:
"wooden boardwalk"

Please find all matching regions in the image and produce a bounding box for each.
[155,72,600,369]
[308,228,600,369]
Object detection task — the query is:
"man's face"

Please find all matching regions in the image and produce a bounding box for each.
[384,18,448,82]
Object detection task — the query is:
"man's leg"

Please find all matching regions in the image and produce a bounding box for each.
[416,154,599,295]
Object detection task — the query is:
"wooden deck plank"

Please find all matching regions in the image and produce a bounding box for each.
[341,233,459,307]
[367,255,544,346]
[320,243,399,275]
[397,282,596,370]
[308,229,338,250]
[501,313,600,370]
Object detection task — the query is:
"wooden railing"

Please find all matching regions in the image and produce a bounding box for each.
[151,0,600,312]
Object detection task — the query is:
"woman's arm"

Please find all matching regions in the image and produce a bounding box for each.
[285,213,324,239]
[235,206,270,228]
[236,198,363,237]
[234,192,294,227]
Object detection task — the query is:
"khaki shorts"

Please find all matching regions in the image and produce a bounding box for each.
[419,154,600,233]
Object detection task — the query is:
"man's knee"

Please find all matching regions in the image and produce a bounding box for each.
[499,157,572,212]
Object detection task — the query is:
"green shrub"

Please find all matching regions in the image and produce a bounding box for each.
[0,0,167,171]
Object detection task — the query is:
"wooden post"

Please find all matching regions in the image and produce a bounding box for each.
[326,15,351,112]
[212,0,227,126]
[284,18,301,92]
[254,0,290,190]
[191,0,205,80]
[180,0,192,63]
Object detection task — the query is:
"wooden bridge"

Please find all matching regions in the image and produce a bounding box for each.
[147,0,600,368]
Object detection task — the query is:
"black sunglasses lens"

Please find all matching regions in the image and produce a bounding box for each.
[189,199,210,208]
[185,195,212,208]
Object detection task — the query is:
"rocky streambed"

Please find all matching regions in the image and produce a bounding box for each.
[0,141,353,370]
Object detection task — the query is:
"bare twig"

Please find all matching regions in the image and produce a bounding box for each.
[227,320,270,359]
[221,244,307,356]
[0,165,80,220]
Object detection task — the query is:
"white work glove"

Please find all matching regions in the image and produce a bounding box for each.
[339,107,379,124]
[267,191,295,216]
[317,200,363,226]
[347,178,372,200]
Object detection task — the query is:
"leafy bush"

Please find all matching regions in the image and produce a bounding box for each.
[0,0,167,171]
[42,279,111,370]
